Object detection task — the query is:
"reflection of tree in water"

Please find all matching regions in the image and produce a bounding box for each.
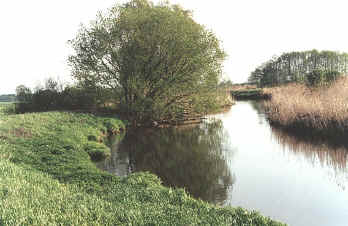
[271,126,348,190]
[119,119,235,205]
[96,134,131,177]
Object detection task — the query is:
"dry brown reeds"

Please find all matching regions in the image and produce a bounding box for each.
[264,76,348,136]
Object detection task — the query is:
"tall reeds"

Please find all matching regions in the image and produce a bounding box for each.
[264,76,348,136]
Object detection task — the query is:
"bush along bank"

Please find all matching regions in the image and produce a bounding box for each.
[0,105,285,225]
[231,88,271,100]
[263,77,348,143]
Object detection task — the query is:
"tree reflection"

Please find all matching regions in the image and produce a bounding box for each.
[105,120,235,205]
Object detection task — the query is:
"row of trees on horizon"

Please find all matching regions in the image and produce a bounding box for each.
[248,50,348,87]
[10,0,348,123]
[0,94,16,102]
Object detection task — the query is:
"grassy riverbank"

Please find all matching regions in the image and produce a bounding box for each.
[0,104,284,225]
[264,77,348,141]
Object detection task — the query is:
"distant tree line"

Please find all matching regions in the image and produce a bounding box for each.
[0,94,16,102]
[15,78,113,113]
[249,50,348,87]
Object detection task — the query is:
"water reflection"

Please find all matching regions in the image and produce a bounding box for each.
[97,135,130,177]
[272,127,348,171]
[98,119,235,205]
[213,101,348,226]
[98,101,348,225]
[271,126,348,191]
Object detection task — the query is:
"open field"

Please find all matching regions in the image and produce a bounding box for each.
[0,104,284,225]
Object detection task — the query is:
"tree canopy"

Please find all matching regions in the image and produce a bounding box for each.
[249,50,348,87]
[69,0,226,123]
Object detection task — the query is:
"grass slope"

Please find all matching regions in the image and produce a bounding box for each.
[0,104,285,225]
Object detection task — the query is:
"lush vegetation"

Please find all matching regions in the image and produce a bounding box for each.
[69,0,226,124]
[15,79,113,113]
[264,76,348,141]
[15,78,233,126]
[14,0,232,125]
[231,88,270,100]
[249,50,348,87]
[0,94,16,102]
[0,104,284,225]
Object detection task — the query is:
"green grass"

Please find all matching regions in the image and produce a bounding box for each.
[0,104,285,225]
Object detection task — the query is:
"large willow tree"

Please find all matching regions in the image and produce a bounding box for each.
[249,50,348,87]
[69,0,225,123]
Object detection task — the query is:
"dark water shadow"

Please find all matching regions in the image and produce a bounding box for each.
[271,126,348,189]
[249,100,348,184]
[97,119,236,205]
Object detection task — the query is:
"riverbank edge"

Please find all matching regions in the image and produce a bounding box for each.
[155,90,236,127]
[231,89,271,100]
[0,104,285,225]
[260,79,348,145]
[265,109,348,145]
[263,98,348,145]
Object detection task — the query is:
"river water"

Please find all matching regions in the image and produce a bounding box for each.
[97,101,348,226]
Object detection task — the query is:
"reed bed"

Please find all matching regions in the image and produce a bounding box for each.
[264,77,348,138]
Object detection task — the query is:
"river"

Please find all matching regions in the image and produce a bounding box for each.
[97,101,348,226]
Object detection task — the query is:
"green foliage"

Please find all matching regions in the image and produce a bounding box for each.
[14,78,115,113]
[15,85,32,102]
[231,89,269,100]
[0,94,16,102]
[250,50,348,87]
[0,103,15,115]
[0,107,284,225]
[305,70,341,87]
[103,118,125,133]
[69,0,226,124]
[84,141,110,161]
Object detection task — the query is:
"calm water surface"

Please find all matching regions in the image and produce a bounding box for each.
[97,101,348,226]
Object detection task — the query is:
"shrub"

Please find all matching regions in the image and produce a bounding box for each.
[103,118,124,134]
[305,70,341,87]
[14,82,105,113]
[84,141,110,161]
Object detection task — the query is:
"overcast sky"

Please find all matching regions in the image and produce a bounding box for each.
[1,0,348,94]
